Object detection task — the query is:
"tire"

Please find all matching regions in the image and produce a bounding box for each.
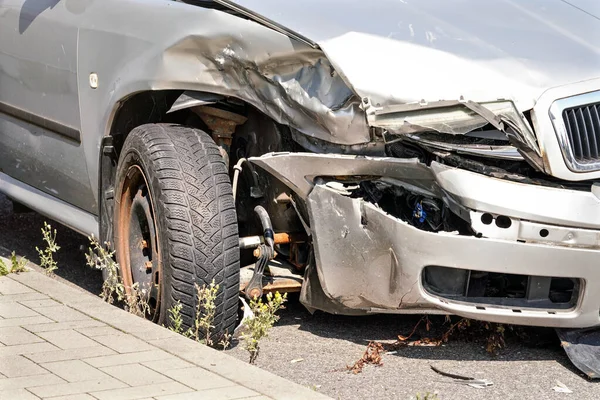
[113,123,240,340]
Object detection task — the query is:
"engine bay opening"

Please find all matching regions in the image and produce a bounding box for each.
[346,179,472,234]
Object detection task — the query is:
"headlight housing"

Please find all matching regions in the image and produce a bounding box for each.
[369,99,543,170]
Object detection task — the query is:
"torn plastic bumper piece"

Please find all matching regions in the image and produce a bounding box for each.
[557,328,600,379]
[304,183,600,328]
[249,153,600,328]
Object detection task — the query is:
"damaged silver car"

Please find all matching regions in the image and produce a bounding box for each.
[1,0,600,372]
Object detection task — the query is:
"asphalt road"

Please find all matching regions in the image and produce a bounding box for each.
[0,193,597,400]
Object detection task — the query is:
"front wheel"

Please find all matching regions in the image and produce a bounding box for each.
[113,123,240,340]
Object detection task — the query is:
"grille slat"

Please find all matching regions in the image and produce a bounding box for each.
[584,106,599,159]
[591,105,600,156]
[562,103,600,163]
[575,108,591,159]
[566,109,584,159]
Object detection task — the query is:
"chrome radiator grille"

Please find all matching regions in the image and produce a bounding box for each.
[562,103,600,162]
[550,91,600,172]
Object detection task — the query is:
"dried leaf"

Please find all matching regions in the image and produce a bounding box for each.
[347,341,384,374]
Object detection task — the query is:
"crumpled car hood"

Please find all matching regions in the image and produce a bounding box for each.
[216,0,600,112]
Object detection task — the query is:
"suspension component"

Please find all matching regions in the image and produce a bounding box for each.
[245,244,275,299]
[245,206,276,299]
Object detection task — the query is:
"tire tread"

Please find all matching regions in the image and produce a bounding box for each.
[117,123,239,339]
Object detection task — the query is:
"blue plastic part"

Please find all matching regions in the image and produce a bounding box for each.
[414,202,427,223]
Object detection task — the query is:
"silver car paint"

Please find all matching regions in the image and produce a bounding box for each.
[1,0,598,215]
[1,0,369,219]
[0,172,98,237]
[218,0,600,112]
[306,183,600,328]
[0,0,95,213]
[74,0,368,206]
[251,152,600,326]
[0,0,599,327]
[251,152,600,230]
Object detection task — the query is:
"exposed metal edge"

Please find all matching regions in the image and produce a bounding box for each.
[0,172,98,237]
[405,135,524,161]
[248,152,437,199]
[0,101,81,142]
[375,100,463,115]
[213,0,318,48]
[167,91,224,113]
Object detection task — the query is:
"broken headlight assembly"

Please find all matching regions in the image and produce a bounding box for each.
[369,99,544,171]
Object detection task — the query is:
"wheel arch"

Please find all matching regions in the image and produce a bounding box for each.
[98,89,277,244]
[76,1,365,240]
[99,90,182,244]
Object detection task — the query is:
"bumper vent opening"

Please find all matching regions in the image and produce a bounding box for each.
[423,266,579,310]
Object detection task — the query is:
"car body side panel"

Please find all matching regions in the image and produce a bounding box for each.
[74,0,368,206]
[0,0,95,213]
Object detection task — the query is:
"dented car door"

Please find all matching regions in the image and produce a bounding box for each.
[0,0,95,213]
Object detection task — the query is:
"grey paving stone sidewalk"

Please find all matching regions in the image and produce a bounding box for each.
[0,270,331,400]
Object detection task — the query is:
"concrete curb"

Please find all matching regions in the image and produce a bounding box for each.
[8,269,332,400]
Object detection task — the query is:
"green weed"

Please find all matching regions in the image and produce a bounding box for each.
[0,251,28,275]
[190,281,219,346]
[241,292,287,364]
[86,236,150,316]
[86,236,124,304]
[416,392,439,400]
[36,222,59,276]
[168,301,185,334]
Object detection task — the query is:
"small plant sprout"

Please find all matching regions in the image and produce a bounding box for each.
[219,330,232,350]
[125,282,150,317]
[242,291,287,364]
[168,283,233,346]
[9,252,28,273]
[0,258,9,276]
[168,301,185,334]
[86,236,152,317]
[416,392,439,400]
[86,235,124,304]
[36,222,60,276]
[191,281,219,346]
[0,252,25,275]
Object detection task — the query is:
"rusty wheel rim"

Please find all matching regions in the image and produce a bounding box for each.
[116,165,161,321]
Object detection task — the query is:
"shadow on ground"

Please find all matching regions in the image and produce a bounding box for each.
[277,295,566,362]
[0,194,102,294]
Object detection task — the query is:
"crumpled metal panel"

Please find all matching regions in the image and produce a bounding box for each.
[75,1,369,202]
[305,184,600,328]
[250,151,600,230]
[431,162,600,229]
[306,184,428,311]
[216,0,600,112]
[249,152,440,198]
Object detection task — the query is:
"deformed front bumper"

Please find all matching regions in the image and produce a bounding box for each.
[250,153,600,328]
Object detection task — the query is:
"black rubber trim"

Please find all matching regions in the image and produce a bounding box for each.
[0,100,81,142]
[213,0,318,48]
